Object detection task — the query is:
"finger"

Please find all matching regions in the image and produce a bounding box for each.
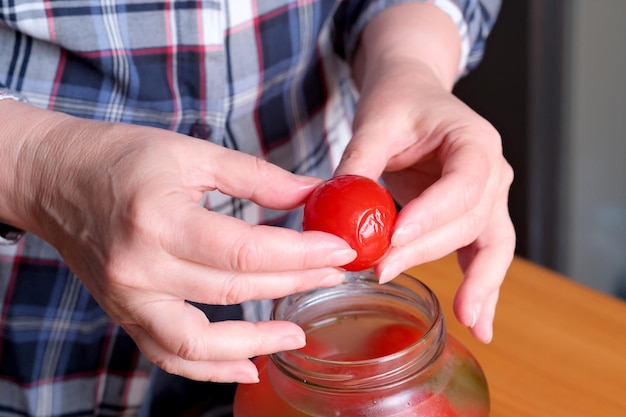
[187,141,323,209]
[128,324,261,383]
[377,208,489,283]
[453,206,516,340]
[333,127,397,180]
[164,205,356,272]
[127,301,307,381]
[391,141,493,247]
[376,189,514,284]
[143,300,307,361]
[467,289,500,344]
[150,259,348,305]
[376,227,465,285]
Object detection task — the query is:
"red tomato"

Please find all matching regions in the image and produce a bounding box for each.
[302,175,397,271]
[415,394,457,417]
[367,322,425,358]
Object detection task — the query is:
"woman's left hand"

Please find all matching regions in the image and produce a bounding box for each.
[336,43,515,344]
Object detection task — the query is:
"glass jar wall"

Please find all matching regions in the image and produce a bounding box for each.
[233,271,489,417]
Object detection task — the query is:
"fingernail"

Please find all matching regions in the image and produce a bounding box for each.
[470,303,481,328]
[320,270,346,287]
[379,261,401,284]
[391,224,419,247]
[283,333,306,351]
[237,367,260,384]
[328,248,357,266]
[296,175,323,185]
[482,332,493,344]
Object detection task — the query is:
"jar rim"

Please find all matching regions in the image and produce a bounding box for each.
[270,270,446,390]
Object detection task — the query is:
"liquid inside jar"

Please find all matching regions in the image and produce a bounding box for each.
[298,312,426,361]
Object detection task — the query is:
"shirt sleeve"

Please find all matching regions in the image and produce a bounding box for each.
[0,86,29,103]
[332,0,501,76]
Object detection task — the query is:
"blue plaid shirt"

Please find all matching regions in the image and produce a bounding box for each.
[0,1,500,415]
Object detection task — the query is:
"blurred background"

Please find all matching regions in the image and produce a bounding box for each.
[453,0,626,298]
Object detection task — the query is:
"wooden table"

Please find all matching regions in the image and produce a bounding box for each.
[406,255,626,417]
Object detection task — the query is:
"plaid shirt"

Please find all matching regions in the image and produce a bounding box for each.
[0,0,500,415]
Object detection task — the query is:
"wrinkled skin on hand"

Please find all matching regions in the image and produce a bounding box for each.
[8,104,357,383]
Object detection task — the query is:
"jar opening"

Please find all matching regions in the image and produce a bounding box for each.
[270,271,446,391]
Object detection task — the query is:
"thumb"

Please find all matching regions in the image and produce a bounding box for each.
[333,128,392,180]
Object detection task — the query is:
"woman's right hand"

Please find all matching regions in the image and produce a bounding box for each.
[0,100,356,383]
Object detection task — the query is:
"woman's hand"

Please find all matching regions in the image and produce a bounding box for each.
[2,100,356,382]
[336,3,515,344]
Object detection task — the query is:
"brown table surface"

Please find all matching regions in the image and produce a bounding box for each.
[405,255,626,417]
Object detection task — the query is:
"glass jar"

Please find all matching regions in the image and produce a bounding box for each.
[233,270,489,417]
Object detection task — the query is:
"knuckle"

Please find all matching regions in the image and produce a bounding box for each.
[477,119,502,146]
[220,276,252,305]
[461,173,484,212]
[176,335,207,361]
[501,160,515,188]
[153,353,183,376]
[253,157,274,179]
[243,333,266,357]
[231,233,265,272]
[503,238,517,259]
[248,157,274,199]
[500,222,518,254]
[459,211,484,246]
